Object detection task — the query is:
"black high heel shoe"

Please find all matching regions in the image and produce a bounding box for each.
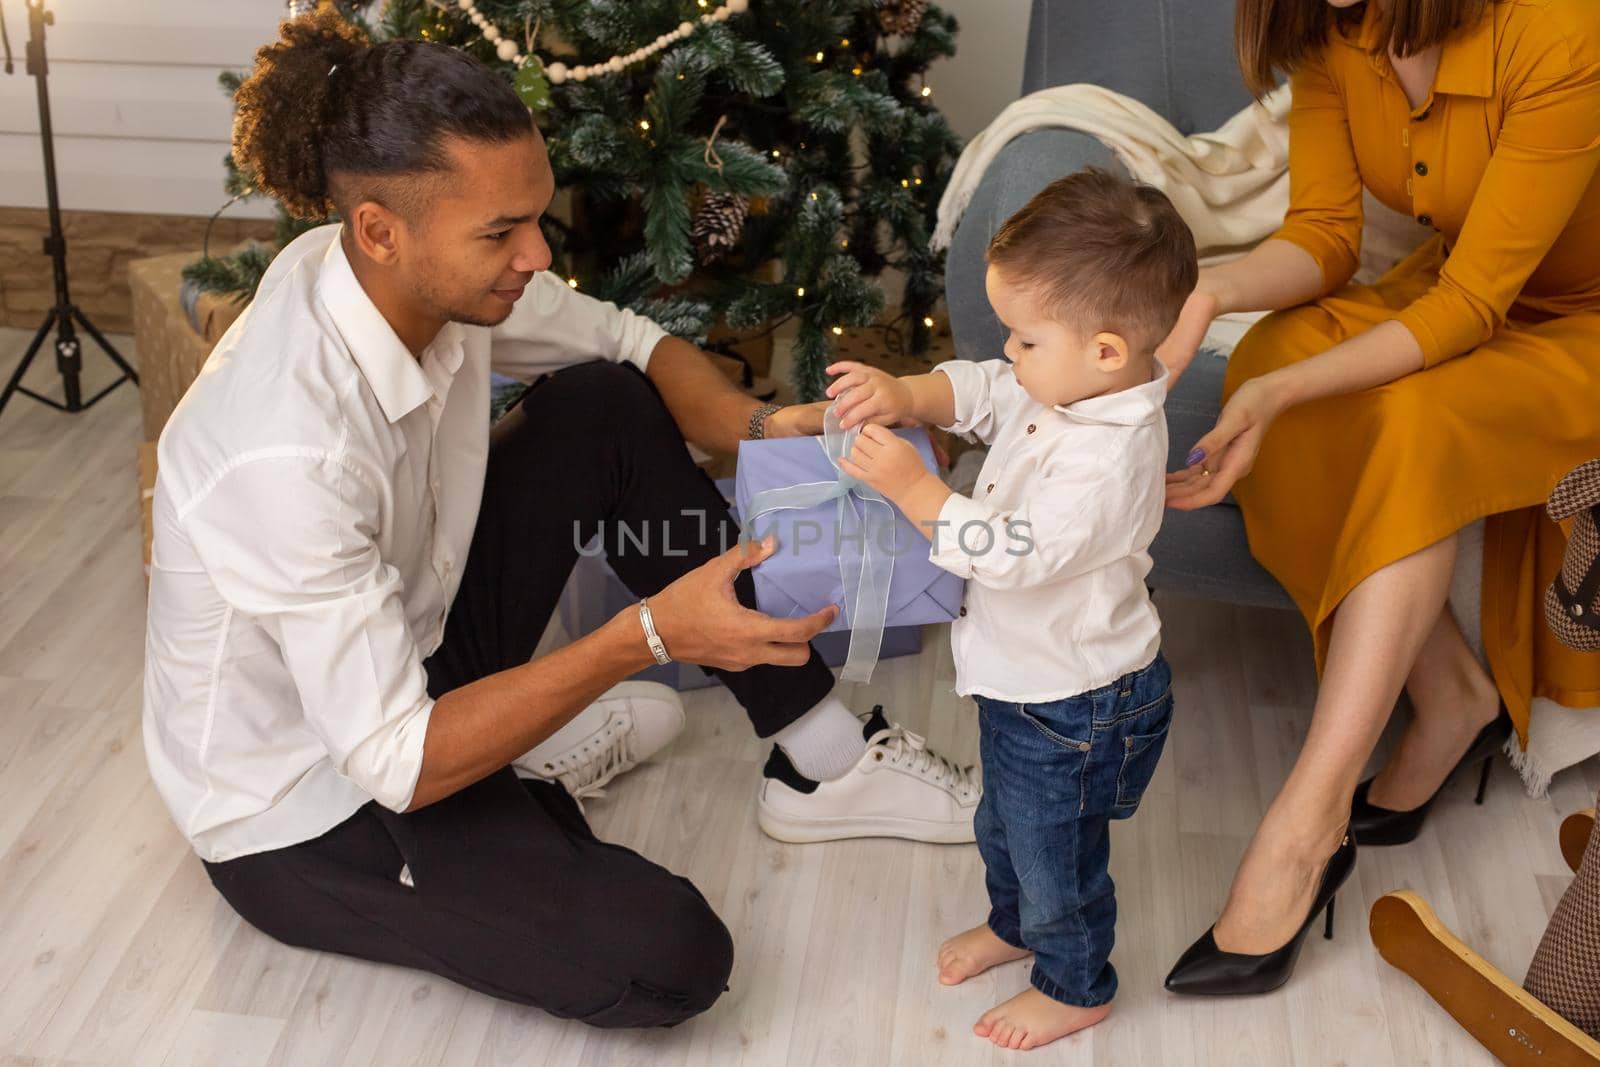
[1350,707,1512,847]
[1164,833,1357,996]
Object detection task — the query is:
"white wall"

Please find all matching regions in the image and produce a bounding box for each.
[0,0,284,218]
[924,0,1031,142]
[0,0,1031,219]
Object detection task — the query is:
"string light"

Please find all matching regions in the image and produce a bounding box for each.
[814,50,824,62]
[772,149,781,157]
[913,177,923,185]
[840,38,850,46]
[851,66,863,76]
[567,277,579,288]
[923,316,935,327]
[900,179,909,188]
[921,86,932,97]
[831,325,844,335]
[639,119,651,130]
[796,286,805,297]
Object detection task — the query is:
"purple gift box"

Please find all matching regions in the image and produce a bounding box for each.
[557,478,923,691]
[734,428,964,635]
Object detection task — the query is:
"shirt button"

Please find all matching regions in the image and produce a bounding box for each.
[1417,213,1433,227]
[959,606,967,618]
[1414,161,1428,176]
[1026,424,1037,435]
[986,483,995,494]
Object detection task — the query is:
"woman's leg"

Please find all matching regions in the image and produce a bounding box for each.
[1213,533,1458,954]
[1367,603,1502,811]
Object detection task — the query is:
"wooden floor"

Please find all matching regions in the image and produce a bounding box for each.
[2,325,1596,1066]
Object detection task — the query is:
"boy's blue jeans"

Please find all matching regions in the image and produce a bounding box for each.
[973,652,1173,1008]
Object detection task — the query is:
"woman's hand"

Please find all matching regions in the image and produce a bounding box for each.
[1155,283,1223,390]
[1165,377,1283,510]
[825,361,916,430]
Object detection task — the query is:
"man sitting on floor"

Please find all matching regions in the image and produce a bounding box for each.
[142,11,977,1029]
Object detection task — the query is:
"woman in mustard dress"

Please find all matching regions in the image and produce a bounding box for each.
[1159,0,1600,994]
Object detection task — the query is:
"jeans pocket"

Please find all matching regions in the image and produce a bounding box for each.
[1114,694,1173,811]
[1017,704,1092,753]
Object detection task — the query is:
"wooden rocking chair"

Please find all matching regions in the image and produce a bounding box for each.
[1369,808,1600,1065]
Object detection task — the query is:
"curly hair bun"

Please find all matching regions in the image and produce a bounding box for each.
[230,6,369,220]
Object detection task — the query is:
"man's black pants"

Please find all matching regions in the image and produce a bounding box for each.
[203,361,837,1027]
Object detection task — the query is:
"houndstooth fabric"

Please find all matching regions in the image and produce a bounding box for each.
[1525,798,1600,1039]
[1545,460,1600,653]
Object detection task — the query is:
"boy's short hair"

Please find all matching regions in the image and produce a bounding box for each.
[985,168,1199,355]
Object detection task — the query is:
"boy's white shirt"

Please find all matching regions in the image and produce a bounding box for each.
[929,358,1168,703]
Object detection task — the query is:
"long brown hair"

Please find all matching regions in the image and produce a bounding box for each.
[1234,0,1490,95]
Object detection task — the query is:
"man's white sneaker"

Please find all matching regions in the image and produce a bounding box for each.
[757,706,980,844]
[512,680,685,806]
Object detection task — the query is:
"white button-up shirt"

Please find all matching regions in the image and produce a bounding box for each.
[929,358,1168,703]
[143,224,667,862]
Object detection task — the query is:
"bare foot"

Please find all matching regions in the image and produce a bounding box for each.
[973,988,1111,1050]
[936,924,1031,985]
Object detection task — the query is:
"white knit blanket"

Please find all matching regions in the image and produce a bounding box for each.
[932,83,1293,258]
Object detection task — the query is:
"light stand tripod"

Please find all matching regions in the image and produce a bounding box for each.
[0,0,139,425]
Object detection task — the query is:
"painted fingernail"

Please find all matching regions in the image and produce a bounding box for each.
[1186,448,1207,467]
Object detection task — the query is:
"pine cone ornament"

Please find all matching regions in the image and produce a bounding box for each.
[691,192,749,264]
[877,0,928,35]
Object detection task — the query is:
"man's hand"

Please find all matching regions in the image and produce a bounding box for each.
[764,401,830,438]
[825,361,917,430]
[645,537,837,670]
[766,400,947,466]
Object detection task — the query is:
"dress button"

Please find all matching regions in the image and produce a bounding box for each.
[1414,161,1428,176]
[1026,424,1037,435]
[1417,214,1433,227]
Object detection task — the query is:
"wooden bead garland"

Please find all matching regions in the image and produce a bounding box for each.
[452,0,750,84]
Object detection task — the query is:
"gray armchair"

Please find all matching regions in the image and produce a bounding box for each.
[944,0,1293,610]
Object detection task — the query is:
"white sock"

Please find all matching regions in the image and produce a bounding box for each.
[773,694,867,781]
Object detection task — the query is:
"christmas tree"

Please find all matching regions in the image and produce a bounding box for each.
[188,0,960,401]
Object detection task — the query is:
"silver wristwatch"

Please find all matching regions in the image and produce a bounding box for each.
[638,598,671,665]
[748,401,784,440]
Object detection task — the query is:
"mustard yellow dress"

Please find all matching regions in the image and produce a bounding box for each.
[1226,0,1600,743]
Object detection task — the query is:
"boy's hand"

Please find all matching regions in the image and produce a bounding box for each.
[838,424,934,501]
[825,361,916,430]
